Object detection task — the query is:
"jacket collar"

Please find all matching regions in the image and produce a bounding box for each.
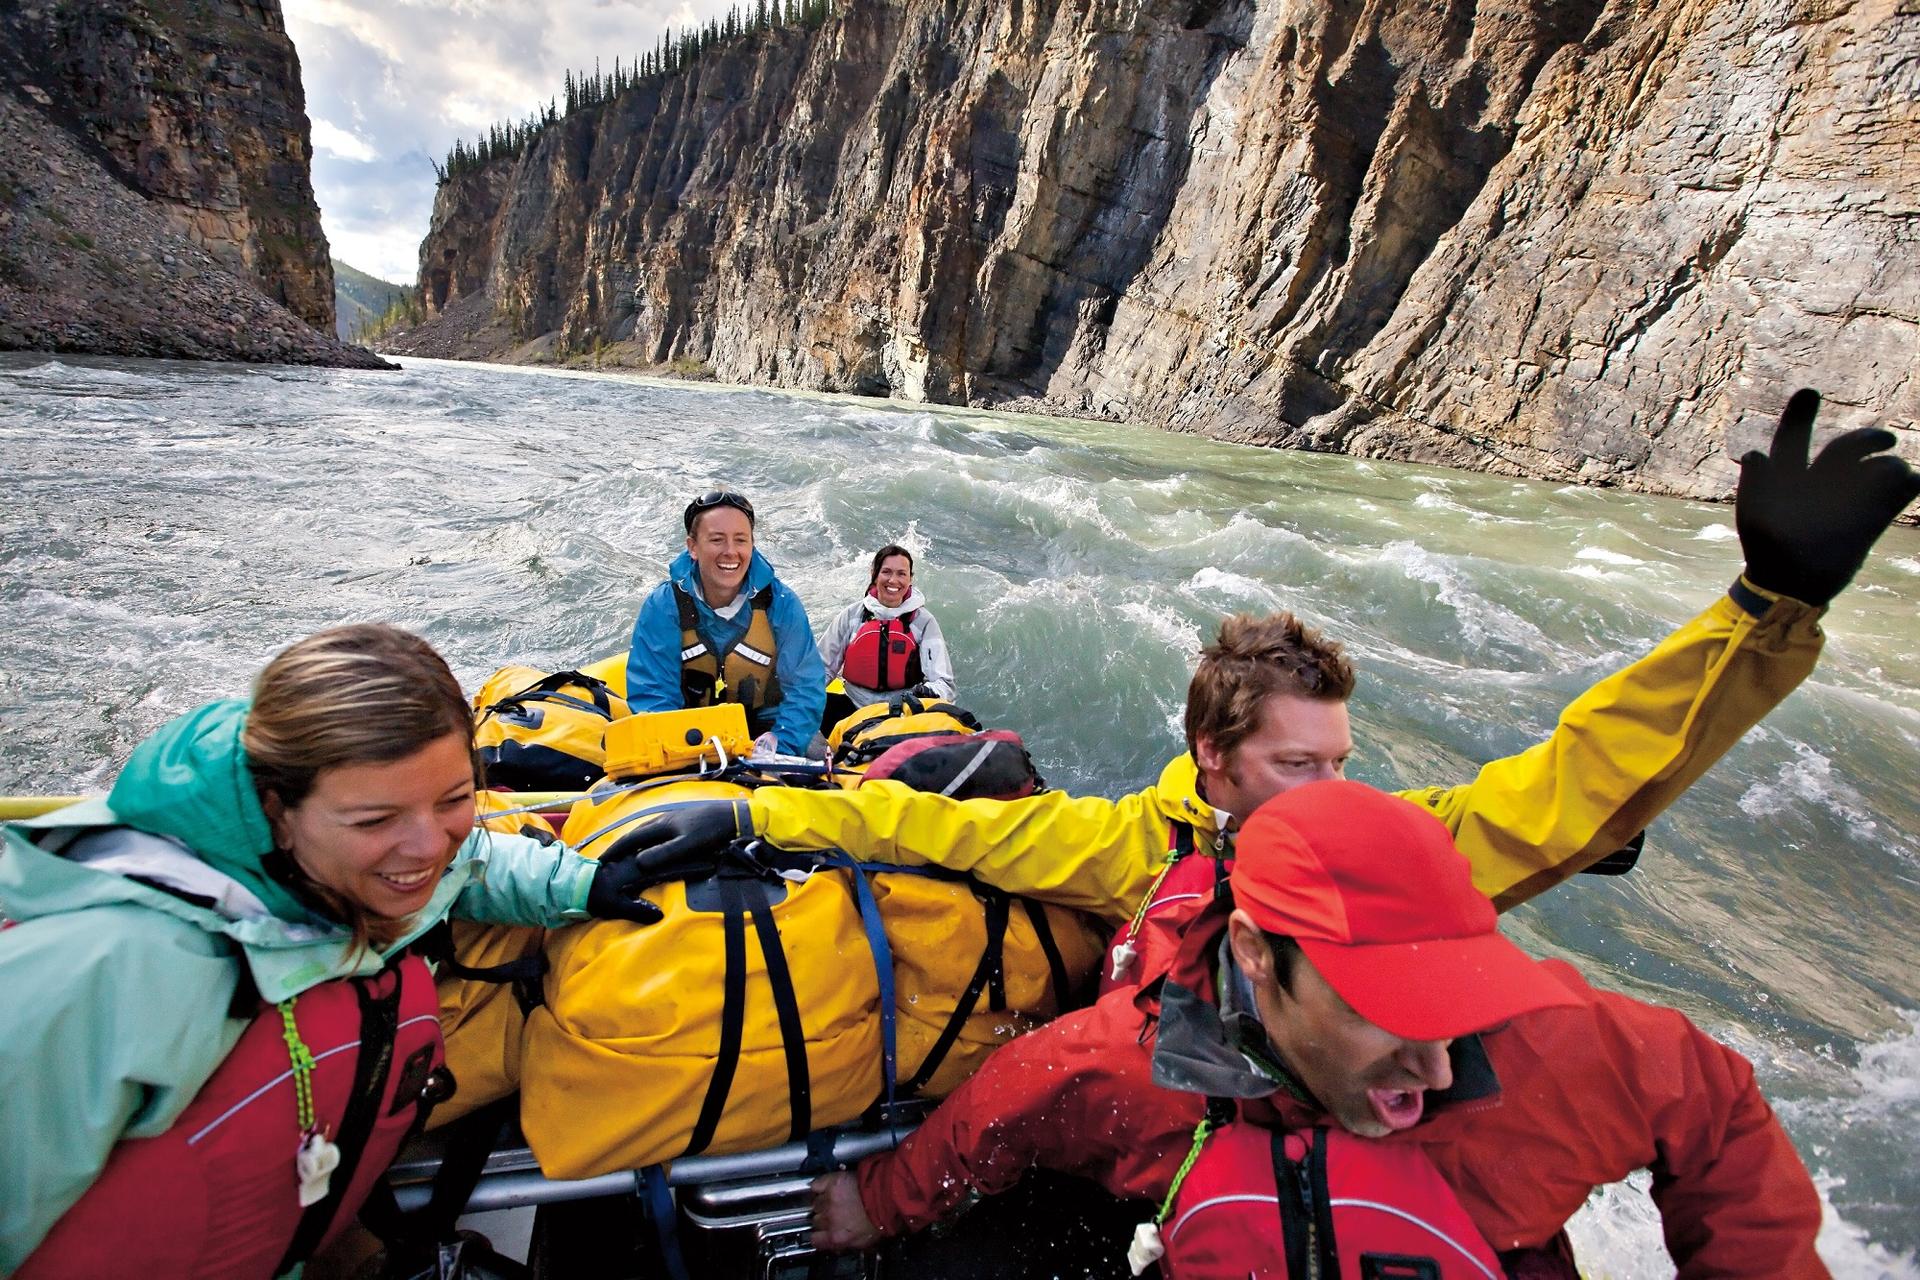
[861,587,925,620]
[1155,753,1223,835]
[671,548,776,608]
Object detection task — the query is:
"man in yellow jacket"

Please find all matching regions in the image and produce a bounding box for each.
[604,390,1918,936]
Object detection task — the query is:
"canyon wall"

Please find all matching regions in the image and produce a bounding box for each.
[0,0,377,363]
[397,0,1918,498]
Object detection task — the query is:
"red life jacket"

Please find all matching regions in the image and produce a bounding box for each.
[19,955,445,1280]
[1101,822,1224,994]
[842,609,924,692]
[1161,1121,1506,1279]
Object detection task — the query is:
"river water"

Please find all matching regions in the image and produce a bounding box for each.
[1,352,1915,1275]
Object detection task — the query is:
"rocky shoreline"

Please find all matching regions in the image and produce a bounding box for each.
[0,92,389,369]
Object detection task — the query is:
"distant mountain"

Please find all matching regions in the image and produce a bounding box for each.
[334,262,411,341]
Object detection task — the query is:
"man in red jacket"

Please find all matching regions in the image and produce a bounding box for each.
[810,781,1827,1278]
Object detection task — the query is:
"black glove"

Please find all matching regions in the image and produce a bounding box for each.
[584,858,665,924]
[597,799,753,886]
[1736,388,1920,606]
[909,684,939,699]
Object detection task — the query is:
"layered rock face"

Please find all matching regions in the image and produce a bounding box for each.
[3,0,337,332]
[402,0,1918,499]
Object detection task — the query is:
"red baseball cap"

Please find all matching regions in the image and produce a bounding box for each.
[1228,780,1579,1041]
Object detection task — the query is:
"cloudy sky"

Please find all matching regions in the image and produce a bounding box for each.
[285,0,734,284]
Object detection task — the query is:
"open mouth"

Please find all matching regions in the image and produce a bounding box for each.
[377,868,435,892]
[1367,1088,1425,1131]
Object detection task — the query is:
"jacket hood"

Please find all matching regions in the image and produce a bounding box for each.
[671,548,776,605]
[19,700,307,922]
[861,587,926,620]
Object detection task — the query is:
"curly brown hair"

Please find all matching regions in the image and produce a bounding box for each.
[1183,612,1355,760]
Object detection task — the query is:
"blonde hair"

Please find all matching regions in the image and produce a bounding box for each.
[244,624,480,951]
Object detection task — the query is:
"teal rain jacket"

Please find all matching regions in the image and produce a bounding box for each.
[0,699,599,1271]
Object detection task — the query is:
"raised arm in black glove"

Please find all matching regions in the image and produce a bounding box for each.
[1737,388,1920,606]
[594,799,755,888]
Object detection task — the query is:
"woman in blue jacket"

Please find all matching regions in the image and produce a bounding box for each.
[624,489,827,755]
[0,623,659,1274]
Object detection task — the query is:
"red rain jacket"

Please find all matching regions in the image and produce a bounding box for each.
[854,918,1826,1278]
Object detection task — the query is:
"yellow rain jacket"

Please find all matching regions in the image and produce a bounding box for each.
[746,588,1823,918]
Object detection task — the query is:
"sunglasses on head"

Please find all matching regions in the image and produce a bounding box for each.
[684,490,755,532]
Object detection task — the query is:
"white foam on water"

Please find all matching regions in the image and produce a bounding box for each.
[1735,742,1881,838]
[1563,1169,1920,1279]
[1378,541,1564,656]
[1413,491,1475,517]
[1182,566,1276,608]
[1563,1172,1668,1279]
[1692,524,1739,542]
[967,473,1125,538]
[1576,546,1646,566]
[1813,1181,1920,1280]
[1116,600,1203,659]
[1885,557,1920,577]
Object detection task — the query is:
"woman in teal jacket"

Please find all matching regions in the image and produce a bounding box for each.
[0,623,660,1273]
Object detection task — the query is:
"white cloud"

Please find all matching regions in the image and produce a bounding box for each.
[284,0,738,280]
[311,118,378,161]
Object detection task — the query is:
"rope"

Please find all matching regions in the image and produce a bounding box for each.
[1155,1113,1220,1225]
[278,998,317,1132]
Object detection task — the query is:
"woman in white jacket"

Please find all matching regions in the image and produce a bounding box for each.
[819,545,957,726]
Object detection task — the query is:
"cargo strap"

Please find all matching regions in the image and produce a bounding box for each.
[823,851,901,1126]
[478,669,617,721]
[414,921,548,1015]
[682,874,812,1157]
[900,890,1011,1095]
[636,1165,692,1280]
[358,1099,515,1265]
[843,860,1074,1098]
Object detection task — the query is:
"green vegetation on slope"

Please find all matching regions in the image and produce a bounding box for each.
[334,261,413,342]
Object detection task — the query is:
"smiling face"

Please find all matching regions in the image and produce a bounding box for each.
[871,554,913,608]
[264,731,476,922]
[1195,692,1353,823]
[687,506,755,608]
[1228,913,1454,1137]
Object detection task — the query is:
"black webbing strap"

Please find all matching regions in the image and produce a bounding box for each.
[1019,898,1072,1011]
[683,879,750,1157]
[901,890,1012,1095]
[414,921,548,1014]
[277,972,402,1273]
[483,669,615,719]
[747,893,812,1142]
[358,1098,515,1256]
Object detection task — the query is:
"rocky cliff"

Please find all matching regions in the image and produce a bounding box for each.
[394,0,1919,499]
[0,0,380,364]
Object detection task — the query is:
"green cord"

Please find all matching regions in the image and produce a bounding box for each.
[1155,1113,1219,1225]
[278,998,316,1132]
